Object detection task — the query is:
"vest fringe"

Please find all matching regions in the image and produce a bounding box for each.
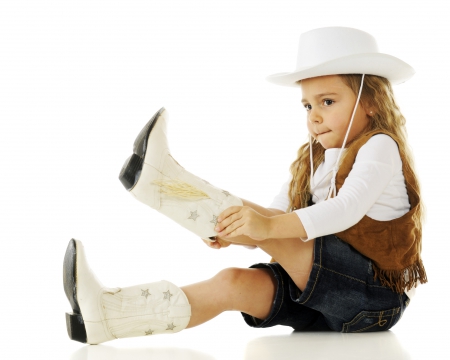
[373,259,428,293]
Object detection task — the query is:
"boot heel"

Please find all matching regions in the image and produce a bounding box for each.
[119,153,144,191]
[66,312,87,343]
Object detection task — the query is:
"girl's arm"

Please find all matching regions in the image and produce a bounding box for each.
[215,205,307,241]
[202,199,288,248]
[295,135,406,240]
[241,199,286,217]
[217,135,404,242]
[205,199,291,248]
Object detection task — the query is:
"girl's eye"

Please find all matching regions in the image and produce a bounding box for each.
[304,104,312,111]
[323,99,334,106]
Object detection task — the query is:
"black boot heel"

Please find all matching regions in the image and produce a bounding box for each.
[118,107,165,191]
[118,153,144,191]
[66,312,87,343]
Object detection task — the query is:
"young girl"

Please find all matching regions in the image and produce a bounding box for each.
[63,27,427,344]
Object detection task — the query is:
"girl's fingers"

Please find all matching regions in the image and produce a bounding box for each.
[225,223,245,238]
[220,220,244,238]
[216,210,243,232]
[217,220,235,237]
[217,206,242,223]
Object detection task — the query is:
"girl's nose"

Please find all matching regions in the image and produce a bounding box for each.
[309,109,322,123]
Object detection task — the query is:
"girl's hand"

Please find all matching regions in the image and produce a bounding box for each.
[215,206,271,241]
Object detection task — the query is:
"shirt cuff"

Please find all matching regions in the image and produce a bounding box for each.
[294,209,315,241]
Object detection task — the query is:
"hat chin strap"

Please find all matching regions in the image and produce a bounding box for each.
[326,73,365,199]
[308,74,365,200]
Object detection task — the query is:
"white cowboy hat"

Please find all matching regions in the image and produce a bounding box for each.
[266,27,415,86]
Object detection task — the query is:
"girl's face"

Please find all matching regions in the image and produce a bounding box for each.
[301,75,370,149]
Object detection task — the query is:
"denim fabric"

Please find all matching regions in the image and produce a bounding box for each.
[242,235,410,333]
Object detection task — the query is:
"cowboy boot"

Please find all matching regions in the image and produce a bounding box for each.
[118,108,243,241]
[63,239,191,344]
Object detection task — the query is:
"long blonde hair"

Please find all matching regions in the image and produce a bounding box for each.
[288,74,423,222]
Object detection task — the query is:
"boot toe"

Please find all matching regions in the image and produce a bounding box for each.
[133,107,166,157]
[119,107,166,191]
[63,239,87,343]
[118,154,144,191]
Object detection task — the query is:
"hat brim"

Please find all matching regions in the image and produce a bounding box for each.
[266,53,415,87]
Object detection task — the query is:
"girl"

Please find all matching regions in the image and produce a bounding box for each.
[63,27,427,344]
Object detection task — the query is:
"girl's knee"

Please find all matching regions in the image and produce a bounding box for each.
[213,268,247,290]
[213,267,276,312]
[211,268,246,310]
[214,267,271,287]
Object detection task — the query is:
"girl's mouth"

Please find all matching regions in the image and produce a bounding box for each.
[317,131,330,136]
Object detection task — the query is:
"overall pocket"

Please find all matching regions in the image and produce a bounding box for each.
[342,307,401,333]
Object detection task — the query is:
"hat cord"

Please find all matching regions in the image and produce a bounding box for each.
[308,74,365,200]
[325,74,365,200]
[309,133,315,190]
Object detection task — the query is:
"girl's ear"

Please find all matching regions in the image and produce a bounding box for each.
[363,103,375,117]
[360,99,374,117]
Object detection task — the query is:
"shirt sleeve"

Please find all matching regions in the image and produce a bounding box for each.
[268,174,292,213]
[295,135,400,240]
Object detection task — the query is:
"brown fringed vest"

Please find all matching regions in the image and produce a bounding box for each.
[334,130,426,293]
[272,130,427,294]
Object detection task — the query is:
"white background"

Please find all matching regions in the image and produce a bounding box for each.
[0,0,448,359]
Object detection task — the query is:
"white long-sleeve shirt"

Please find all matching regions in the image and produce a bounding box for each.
[269,134,416,297]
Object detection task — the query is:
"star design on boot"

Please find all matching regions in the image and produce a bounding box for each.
[145,328,154,335]
[222,190,230,197]
[141,289,151,298]
[210,215,218,225]
[188,210,199,221]
[166,322,176,331]
[163,290,173,301]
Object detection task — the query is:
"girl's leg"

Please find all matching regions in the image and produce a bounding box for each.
[182,267,277,328]
[258,238,314,292]
[218,199,315,292]
[214,237,313,292]
[65,240,276,343]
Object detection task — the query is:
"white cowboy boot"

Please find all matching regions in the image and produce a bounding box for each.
[63,239,191,344]
[118,108,243,241]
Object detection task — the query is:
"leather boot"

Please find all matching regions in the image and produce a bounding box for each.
[119,108,243,241]
[63,239,191,344]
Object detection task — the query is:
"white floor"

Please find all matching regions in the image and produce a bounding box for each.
[3,299,447,360]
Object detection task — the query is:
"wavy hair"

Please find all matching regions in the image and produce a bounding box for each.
[288,74,423,223]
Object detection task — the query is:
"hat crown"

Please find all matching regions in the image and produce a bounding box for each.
[296,27,379,69]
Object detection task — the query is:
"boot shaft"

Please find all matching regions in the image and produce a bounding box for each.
[123,108,243,240]
[64,239,191,345]
[100,280,191,339]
